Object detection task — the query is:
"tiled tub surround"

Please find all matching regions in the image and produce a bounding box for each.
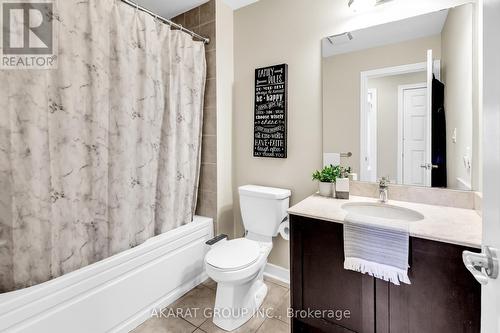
[132,278,290,333]
[172,1,218,225]
[288,194,482,248]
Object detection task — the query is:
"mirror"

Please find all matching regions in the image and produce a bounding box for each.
[322,3,481,191]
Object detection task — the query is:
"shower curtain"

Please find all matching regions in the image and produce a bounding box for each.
[0,0,206,292]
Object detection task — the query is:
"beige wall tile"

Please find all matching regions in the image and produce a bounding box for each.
[197,22,216,51]
[177,2,217,228]
[200,0,216,23]
[171,14,185,27]
[184,7,200,29]
[200,163,217,192]
[196,189,217,220]
[206,50,216,79]
[201,135,217,164]
[204,78,217,109]
[203,107,217,135]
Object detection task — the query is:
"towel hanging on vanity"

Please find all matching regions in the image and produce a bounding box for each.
[343,214,411,285]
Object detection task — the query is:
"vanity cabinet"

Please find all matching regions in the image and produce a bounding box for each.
[289,215,481,333]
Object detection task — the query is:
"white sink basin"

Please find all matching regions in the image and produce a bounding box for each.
[341,202,424,222]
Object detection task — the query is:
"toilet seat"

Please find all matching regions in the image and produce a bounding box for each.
[206,238,261,271]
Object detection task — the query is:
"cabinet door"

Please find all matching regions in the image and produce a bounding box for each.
[290,216,375,333]
[380,238,481,333]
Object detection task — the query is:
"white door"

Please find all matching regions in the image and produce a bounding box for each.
[468,0,500,331]
[366,89,377,182]
[402,85,429,186]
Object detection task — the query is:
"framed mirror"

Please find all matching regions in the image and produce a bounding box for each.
[321,3,481,191]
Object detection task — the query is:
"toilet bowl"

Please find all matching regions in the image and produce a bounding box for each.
[204,185,291,331]
[205,238,272,331]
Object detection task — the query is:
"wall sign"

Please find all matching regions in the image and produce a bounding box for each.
[253,64,288,158]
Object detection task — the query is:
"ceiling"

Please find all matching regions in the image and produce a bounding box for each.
[322,9,449,58]
[136,0,259,19]
[136,0,209,18]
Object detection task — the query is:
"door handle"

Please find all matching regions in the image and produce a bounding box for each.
[463,246,499,285]
[420,163,439,170]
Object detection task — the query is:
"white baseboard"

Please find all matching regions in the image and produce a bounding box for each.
[264,263,290,287]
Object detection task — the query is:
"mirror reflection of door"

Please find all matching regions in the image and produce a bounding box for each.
[399,84,429,186]
[361,65,429,184]
[366,89,377,182]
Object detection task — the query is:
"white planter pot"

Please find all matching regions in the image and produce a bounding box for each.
[318,182,333,197]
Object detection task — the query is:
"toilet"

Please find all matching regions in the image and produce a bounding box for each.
[204,185,291,331]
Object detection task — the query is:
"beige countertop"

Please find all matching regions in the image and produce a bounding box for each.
[288,194,482,249]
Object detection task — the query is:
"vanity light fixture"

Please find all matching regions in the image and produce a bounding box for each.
[327,32,353,45]
[348,0,394,12]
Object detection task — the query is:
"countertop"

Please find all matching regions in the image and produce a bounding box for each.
[288,194,482,249]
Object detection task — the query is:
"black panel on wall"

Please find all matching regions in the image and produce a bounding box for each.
[253,64,288,159]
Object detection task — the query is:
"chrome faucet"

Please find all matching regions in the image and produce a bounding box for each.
[378,177,389,203]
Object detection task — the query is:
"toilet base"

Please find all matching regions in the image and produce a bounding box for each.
[212,269,268,331]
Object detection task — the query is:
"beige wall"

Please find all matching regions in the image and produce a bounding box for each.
[216,0,235,237]
[233,0,474,270]
[323,36,441,175]
[368,72,427,181]
[441,4,474,190]
[234,0,327,268]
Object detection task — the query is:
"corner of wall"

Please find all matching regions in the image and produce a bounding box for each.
[215,0,235,238]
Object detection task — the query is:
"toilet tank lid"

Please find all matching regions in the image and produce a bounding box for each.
[239,185,291,200]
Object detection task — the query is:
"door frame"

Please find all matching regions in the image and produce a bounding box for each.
[397,82,428,185]
[366,88,378,182]
[481,0,500,331]
[359,61,440,182]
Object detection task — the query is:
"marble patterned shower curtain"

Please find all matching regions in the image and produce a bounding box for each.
[0,0,206,292]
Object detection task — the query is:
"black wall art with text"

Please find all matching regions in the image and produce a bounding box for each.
[253,64,288,158]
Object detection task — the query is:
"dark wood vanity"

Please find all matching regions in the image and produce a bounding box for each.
[289,215,481,333]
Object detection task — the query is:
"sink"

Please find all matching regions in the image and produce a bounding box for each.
[341,202,424,222]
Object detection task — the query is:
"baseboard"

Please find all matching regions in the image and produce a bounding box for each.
[264,263,290,287]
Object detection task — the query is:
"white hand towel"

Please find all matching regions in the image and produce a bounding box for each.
[343,213,411,285]
[323,153,340,167]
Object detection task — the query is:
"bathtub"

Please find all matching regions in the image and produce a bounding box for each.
[0,216,214,333]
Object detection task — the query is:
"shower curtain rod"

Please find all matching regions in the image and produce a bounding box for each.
[120,0,210,44]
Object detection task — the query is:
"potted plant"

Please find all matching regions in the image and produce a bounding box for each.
[312,165,340,197]
[335,166,352,199]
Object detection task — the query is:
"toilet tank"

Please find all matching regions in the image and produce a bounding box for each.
[239,185,291,237]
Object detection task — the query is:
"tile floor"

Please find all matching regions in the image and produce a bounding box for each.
[132,278,290,333]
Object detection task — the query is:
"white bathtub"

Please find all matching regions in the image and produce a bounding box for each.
[0,216,214,333]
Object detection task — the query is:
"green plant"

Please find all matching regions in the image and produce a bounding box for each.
[339,166,352,178]
[312,165,340,183]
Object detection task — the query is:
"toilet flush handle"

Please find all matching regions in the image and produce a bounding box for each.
[206,234,228,247]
